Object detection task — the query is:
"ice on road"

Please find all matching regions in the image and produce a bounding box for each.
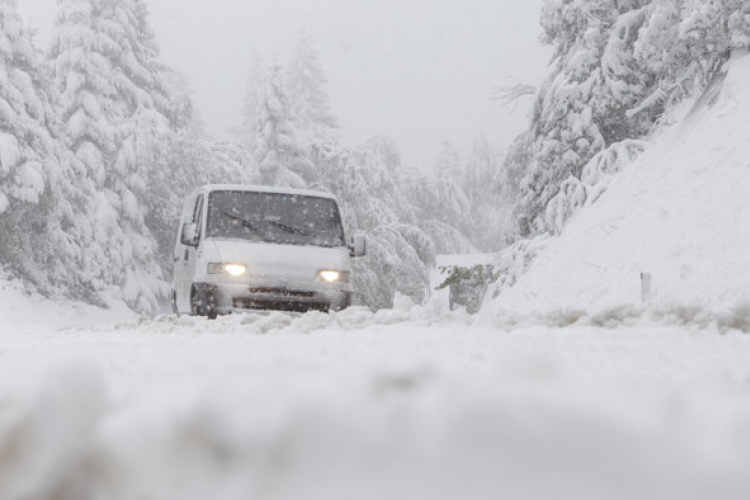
[2,305,750,500]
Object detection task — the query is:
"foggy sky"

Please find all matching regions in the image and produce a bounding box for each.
[21,0,550,169]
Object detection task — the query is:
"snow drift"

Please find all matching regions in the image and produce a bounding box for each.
[491,54,750,313]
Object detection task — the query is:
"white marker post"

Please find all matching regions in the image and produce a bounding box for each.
[641,272,653,305]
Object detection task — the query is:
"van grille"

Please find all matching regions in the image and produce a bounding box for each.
[246,288,316,298]
[232,297,329,313]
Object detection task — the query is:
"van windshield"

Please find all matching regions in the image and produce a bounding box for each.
[206,191,346,248]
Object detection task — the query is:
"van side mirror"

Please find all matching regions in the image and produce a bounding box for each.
[181,223,199,247]
[350,234,367,257]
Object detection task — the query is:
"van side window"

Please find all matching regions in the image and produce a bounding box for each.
[193,195,204,237]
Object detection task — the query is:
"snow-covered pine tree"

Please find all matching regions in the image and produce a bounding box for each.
[599,5,652,139]
[498,132,531,211]
[675,0,750,86]
[339,139,436,307]
[0,0,51,228]
[405,166,477,256]
[287,31,338,139]
[726,0,750,50]
[680,1,728,63]
[627,0,750,126]
[543,175,587,234]
[254,63,315,188]
[461,137,507,251]
[50,0,173,313]
[433,141,470,229]
[287,32,341,189]
[630,0,686,117]
[238,48,265,152]
[515,0,652,236]
[0,0,91,296]
[514,1,609,235]
[162,69,197,134]
[371,141,476,256]
[463,137,500,212]
[357,137,418,220]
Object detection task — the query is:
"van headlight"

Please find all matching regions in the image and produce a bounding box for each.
[208,263,247,277]
[318,270,350,283]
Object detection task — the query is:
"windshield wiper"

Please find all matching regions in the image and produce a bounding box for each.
[267,220,310,237]
[219,211,263,235]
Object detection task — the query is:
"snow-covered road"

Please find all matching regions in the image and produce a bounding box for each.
[2,306,750,500]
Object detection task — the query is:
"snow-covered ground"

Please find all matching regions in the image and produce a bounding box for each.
[2,287,750,500]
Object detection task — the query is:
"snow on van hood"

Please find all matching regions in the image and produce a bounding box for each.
[206,239,350,281]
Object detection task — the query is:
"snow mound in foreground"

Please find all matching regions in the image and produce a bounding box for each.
[3,315,750,500]
[492,54,750,313]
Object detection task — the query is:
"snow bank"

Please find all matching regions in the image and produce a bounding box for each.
[0,275,135,334]
[491,54,750,313]
[71,300,750,337]
[491,301,750,334]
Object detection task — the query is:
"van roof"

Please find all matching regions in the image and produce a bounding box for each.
[193,184,338,201]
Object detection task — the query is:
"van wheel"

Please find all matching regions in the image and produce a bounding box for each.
[331,293,352,313]
[191,286,218,320]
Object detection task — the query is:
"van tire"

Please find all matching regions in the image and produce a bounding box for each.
[330,293,352,313]
[191,285,218,320]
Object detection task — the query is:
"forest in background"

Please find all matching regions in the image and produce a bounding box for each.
[1,0,749,313]
[0,0,512,312]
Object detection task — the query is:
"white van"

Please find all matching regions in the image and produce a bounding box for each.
[172,185,366,318]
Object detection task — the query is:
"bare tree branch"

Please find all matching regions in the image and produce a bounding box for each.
[491,83,537,109]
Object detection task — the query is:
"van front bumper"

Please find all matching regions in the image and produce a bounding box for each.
[193,282,352,315]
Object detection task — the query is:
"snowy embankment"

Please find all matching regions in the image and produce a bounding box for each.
[492,54,750,313]
[0,277,135,333]
[2,297,750,499]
